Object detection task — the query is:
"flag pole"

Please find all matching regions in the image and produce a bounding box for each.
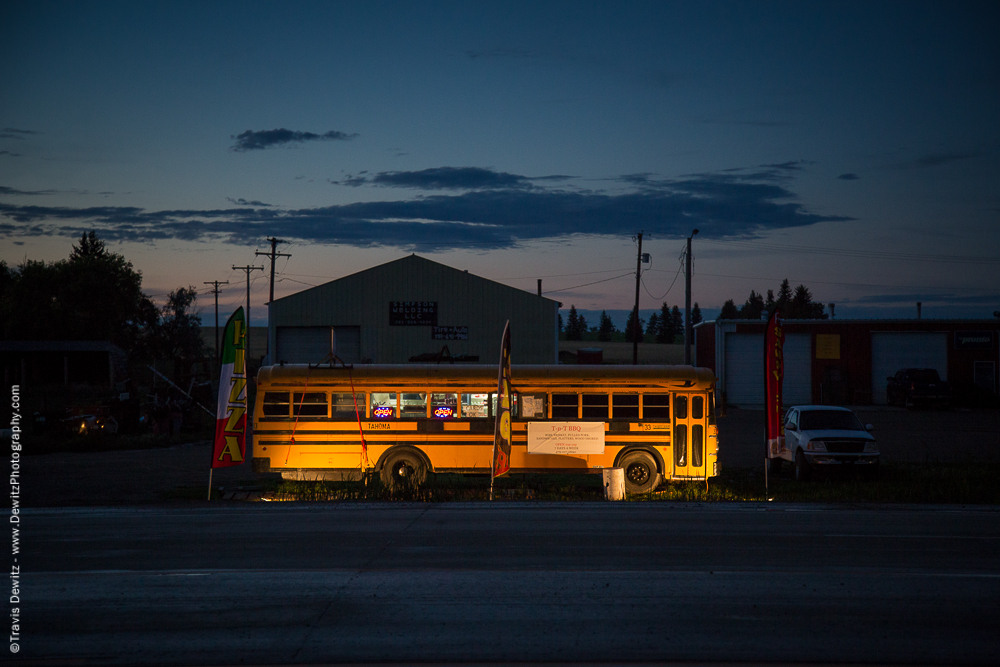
[207,469,213,501]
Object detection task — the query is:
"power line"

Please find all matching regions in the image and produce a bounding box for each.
[541,272,635,295]
[698,238,1000,265]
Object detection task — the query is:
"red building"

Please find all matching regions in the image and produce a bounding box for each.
[695,319,998,407]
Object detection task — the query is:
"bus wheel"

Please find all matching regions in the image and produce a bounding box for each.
[620,451,660,495]
[380,449,428,490]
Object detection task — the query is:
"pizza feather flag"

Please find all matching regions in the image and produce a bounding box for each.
[212,307,248,468]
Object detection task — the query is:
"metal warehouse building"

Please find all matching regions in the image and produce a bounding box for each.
[266,255,560,365]
[695,318,999,407]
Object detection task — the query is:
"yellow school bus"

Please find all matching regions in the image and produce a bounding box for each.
[251,363,719,494]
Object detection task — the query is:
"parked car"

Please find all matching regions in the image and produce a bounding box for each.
[777,406,879,481]
[886,368,950,408]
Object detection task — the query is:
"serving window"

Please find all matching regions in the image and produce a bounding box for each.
[332,392,364,418]
[400,393,428,418]
[462,393,490,418]
[370,392,397,419]
[430,393,458,419]
[292,392,328,418]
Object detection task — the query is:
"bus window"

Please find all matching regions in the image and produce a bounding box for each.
[612,393,639,419]
[431,393,458,419]
[675,424,688,466]
[643,394,670,419]
[293,392,328,417]
[551,393,578,419]
[519,393,546,419]
[332,392,364,418]
[582,394,608,419]
[262,392,290,417]
[462,393,490,418]
[674,395,688,419]
[490,393,520,417]
[692,424,704,467]
[371,392,397,419]
[401,393,428,418]
[692,396,704,420]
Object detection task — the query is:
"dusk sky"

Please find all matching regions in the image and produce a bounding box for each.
[2,1,998,327]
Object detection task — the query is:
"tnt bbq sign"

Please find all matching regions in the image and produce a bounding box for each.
[390,301,438,326]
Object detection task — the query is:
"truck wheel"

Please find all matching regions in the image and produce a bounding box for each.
[380,448,428,490]
[620,450,661,495]
[794,450,810,482]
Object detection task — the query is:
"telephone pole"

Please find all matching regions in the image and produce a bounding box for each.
[684,228,698,365]
[255,237,291,306]
[232,265,264,360]
[632,231,643,365]
[203,280,229,366]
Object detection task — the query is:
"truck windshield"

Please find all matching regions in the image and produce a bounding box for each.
[799,410,865,431]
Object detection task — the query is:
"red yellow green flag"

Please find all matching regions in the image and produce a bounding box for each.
[212,307,247,468]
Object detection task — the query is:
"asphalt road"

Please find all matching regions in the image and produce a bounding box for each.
[17,503,1000,665]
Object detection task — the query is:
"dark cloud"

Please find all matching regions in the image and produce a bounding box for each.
[0,128,39,140]
[0,151,22,158]
[230,128,358,152]
[331,167,571,190]
[0,185,57,196]
[0,168,851,251]
[226,197,273,207]
[908,151,982,168]
[837,173,860,180]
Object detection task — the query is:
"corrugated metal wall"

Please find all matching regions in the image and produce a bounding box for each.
[269,255,559,364]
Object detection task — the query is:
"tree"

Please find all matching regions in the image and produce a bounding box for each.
[764,289,776,314]
[739,290,765,319]
[776,279,793,315]
[598,311,616,342]
[790,284,828,319]
[671,306,683,342]
[691,303,702,326]
[656,303,673,343]
[625,310,645,343]
[645,312,659,337]
[155,287,206,381]
[720,299,739,319]
[564,305,588,340]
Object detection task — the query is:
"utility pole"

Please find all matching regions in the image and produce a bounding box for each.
[232,265,264,361]
[632,231,643,365]
[203,280,229,366]
[255,237,291,306]
[684,229,699,365]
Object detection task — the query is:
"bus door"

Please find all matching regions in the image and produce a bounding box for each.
[672,392,709,478]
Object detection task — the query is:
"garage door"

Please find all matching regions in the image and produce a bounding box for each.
[276,326,361,364]
[871,332,947,404]
[724,333,811,406]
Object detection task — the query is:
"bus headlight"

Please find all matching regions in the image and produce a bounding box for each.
[806,440,827,452]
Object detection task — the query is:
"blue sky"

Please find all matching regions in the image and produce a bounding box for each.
[2,0,998,327]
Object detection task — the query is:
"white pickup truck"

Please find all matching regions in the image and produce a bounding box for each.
[777,405,879,480]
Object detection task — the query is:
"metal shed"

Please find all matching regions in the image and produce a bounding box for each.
[266,255,560,365]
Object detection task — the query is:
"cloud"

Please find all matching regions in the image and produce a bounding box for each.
[837,173,860,180]
[0,151,22,158]
[0,185,57,196]
[332,167,573,190]
[840,292,1000,306]
[907,151,982,168]
[0,128,39,140]
[0,166,852,251]
[230,128,358,152]
[226,197,273,207]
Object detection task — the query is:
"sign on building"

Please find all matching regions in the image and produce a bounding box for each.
[389,301,438,326]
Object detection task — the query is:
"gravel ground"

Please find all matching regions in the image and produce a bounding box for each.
[18,407,999,507]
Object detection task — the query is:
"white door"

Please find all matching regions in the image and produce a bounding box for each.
[871,332,948,404]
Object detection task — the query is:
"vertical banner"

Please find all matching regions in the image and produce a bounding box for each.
[212,307,247,468]
[491,321,512,493]
[764,308,785,459]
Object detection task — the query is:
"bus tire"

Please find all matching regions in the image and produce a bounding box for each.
[380,448,429,490]
[620,450,661,495]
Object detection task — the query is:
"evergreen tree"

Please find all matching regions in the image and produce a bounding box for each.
[790,284,828,319]
[625,310,645,343]
[645,312,659,337]
[776,279,793,315]
[764,289,776,314]
[565,305,582,341]
[691,303,702,326]
[598,310,615,341]
[720,299,739,319]
[656,303,673,343]
[671,306,683,342]
[739,290,765,319]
